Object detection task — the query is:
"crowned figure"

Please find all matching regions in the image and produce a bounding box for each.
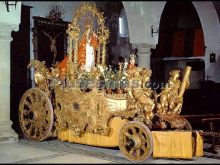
[78,17,99,72]
[58,17,99,73]
[127,53,136,69]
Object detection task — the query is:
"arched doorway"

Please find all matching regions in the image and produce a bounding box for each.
[95,1,131,69]
[151,1,205,88]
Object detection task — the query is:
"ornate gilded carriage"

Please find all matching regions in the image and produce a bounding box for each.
[19,2,192,162]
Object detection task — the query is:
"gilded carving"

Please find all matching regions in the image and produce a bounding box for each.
[18,2,192,162]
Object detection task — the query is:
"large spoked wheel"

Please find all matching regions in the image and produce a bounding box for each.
[19,88,53,141]
[119,121,153,162]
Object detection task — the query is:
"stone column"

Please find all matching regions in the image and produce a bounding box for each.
[0,23,18,142]
[132,43,155,68]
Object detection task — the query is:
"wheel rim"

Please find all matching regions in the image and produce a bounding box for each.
[119,121,153,162]
[19,88,53,141]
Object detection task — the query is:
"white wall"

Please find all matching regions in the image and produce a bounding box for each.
[22,1,81,22]
[0,2,21,26]
[122,1,166,69]
[193,2,220,82]
[22,1,81,60]
[123,1,220,83]
[123,1,165,45]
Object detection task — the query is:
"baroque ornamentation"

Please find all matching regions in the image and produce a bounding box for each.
[18,2,192,162]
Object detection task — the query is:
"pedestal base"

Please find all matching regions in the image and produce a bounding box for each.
[0,121,18,143]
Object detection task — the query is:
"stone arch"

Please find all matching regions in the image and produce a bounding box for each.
[96,1,130,66]
[157,1,205,57]
[192,2,220,82]
[123,1,220,82]
[193,2,220,53]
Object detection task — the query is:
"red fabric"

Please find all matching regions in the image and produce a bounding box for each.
[58,33,99,71]
[58,55,69,70]
[127,64,135,69]
[172,31,185,57]
[78,33,99,67]
[193,29,205,56]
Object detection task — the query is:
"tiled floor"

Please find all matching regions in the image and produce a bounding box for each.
[0,139,219,164]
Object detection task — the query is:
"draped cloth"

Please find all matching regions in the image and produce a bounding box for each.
[58,32,99,72]
[57,119,203,159]
[78,32,99,69]
[152,131,203,158]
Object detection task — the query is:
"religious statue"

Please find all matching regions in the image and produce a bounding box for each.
[167,70,183,114]
[156,69,182,115]
[58,17,99,74]
[43,31,63,64]
[78,18,99,72]
[127,53,136,70]
[125,53,138,80]
[130,68,155,125]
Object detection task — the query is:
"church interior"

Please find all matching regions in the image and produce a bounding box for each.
[0,1,220,163]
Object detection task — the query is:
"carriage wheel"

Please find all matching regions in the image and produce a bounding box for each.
[119,121,153,162]
[19,88,53,141]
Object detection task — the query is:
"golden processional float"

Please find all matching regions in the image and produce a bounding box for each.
[19,2,193,162]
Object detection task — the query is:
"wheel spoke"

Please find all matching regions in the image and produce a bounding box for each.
[29,95,35,103]
[19,88,53,141]
[119,121,153,162]
[138,129,143,136]
[30,124,35,130]
[140,135,146,142]
[131,127,137,135]
[136,149,141,157]
[124,132,132,139]
[140,132,149,143]
[23,101,32,110]
[141,144,147,152]
[139,130,147,142]
[24,102,31,110]
[129,148,135,156]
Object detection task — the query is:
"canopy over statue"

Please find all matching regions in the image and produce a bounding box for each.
[58,2,109,79]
